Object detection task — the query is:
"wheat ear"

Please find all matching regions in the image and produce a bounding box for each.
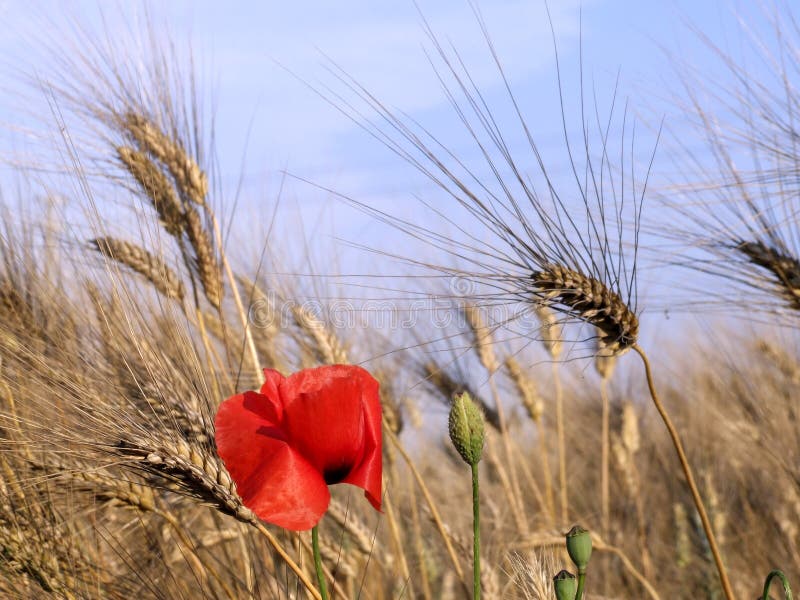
[736,240,800,309]
[113,437,321,599]
[291,302,348,365]
[123,112,208,206]
[506,356,555,522]
[184,207,223,309]
[91,237,185,301]
[532,265,639,351]
[116,146,185,237]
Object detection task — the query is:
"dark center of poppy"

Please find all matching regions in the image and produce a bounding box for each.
[323,463,352,485]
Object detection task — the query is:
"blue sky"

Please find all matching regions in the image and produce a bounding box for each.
[0,1,734,197]
[0,1,788,346]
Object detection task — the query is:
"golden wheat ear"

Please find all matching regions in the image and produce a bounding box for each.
[122,112,208,207]
[735,240,800,309]
[532,265,639,352]
[116,146,186,237]
[91,237,185,301]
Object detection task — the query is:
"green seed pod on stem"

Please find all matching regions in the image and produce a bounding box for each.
[448,391,485,467]
[565,525,592,572]
[552,569,577,600]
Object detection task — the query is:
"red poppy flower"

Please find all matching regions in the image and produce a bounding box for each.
[214,364,382,531]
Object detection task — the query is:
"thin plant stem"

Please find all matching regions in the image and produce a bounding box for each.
[535,416,556,522]
[311,526,329,600]
[600,377,610,538]
[484,435,522,528]
[471,462,481,600]
[298,534,349,599]
[632,344,735,600]
[576,569,586,600]
[762,569,793,600]
[253,521,323,600]
[510,439,547,515]
[384,423,465,580]
[488,377,527,532]
[600,376,611,597]
[553,361,568,524]
[159,510,237,600]
[410,481,433,600]
[210,212,261,381]
[384,484,415,598]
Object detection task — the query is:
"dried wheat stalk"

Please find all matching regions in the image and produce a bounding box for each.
[463,304,499,372]
[91,237,185,301]
[534,305,563,359]
[505,357,543,423]
[319,537,357,580]
[595,335,618,380]
[237,276,283,370]
[532,264,638,351]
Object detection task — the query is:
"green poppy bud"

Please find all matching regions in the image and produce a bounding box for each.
[552,569,577,600]
[448,391,485,466]
[566,525,592,572]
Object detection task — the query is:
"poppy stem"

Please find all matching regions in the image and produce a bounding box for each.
[312,525,329,600]
[762,569,793,600]
[472,461,481,600]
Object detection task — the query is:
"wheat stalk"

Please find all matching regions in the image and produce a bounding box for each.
[463,305,499,372]
[463,304,528,531]
[236,276,284,371]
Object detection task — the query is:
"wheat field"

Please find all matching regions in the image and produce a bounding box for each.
[0,4,799,600]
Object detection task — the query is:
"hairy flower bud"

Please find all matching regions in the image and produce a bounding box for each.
[448,391,485,466]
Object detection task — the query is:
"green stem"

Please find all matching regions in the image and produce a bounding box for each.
[472,462,481,600]
[312,525,329,600]
[763,569,793,600]
[575,569,586,600]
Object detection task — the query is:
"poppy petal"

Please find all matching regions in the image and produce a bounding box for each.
[237,442,330,531]
[260,369,285,406]
[281,365,368,481]
[339,368,383,511]
[215,391,330,530]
